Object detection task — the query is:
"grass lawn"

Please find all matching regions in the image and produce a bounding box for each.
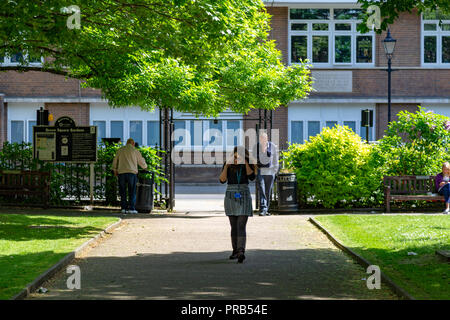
[0,213,119,300]
[314,215,449,300]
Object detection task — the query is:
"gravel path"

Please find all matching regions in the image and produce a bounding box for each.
[28,213,397,300]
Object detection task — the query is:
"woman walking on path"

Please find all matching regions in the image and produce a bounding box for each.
[220,146,256,263]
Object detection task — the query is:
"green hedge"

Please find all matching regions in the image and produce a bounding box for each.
[283,125,381,208]
[283,107,450,209]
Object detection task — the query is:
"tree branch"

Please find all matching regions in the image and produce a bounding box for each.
[0,65,93,79]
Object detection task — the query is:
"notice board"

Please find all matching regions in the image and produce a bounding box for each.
[33,116,97,163]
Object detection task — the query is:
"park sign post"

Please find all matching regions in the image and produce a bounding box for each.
[33,116,97,163]
[33,115,98,204]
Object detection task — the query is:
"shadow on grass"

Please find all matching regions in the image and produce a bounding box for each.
[26,248,399,300]
[0,214,109,241]
[0,250,69,300]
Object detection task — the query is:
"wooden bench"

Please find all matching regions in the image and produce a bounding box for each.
[383,175,444,213]
[0,170,51,207]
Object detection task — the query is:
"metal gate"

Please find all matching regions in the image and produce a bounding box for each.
[156,108,274,212]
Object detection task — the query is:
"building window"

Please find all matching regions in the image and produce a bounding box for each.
[129,121,143,146]
[290,9,330,20]
[226,120,240,146]
[307,121,320,140]
[313,36,329,63]
[360,123,373,141]
[11,121,24,143]
[291,121,304,144]
[28,120,36,143]
[343,121,356,132]
[173,120,186,146]
[289,8,374,67]
[94,121,106,144]
[147,121,160,146]
[1,52,43,65]
[208,120,222,147]
[291,35,308,62]
[335,35,352,63]
[111,121,124,143]
[289,117,373,142]
[325,121,338,128]
[356,36,373,63]
[422,9,450,65]
[188,120,202,146]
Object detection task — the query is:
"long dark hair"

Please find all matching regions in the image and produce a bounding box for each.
[232,146,256,171]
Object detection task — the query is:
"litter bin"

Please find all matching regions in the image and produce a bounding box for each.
[135,171,154,213]
[276,172,298,213]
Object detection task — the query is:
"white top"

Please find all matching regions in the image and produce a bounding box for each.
[112,144,148,174]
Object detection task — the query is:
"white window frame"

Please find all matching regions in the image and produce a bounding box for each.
[92,120,107,144]
[421,15,450,67]
[129,120,144,146]
[204,120,225,150]
[288,7,375,68]
[172,120,189,148]
[27,119,37,143]
[9,120,25,143]
[288,107,376,143]
[110,120,125,142]
[290,120,305,144]
[172,119,244,152]
[224,120,243,149]
[146,120,160,147]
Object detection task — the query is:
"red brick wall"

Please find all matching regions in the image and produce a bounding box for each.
[307,69,450,99]
[376,103,419,138]
[266,6,288,65]
[0,71,101,97]
[0,97,5,147]
[376,10,421,67]
[45,103,90,126]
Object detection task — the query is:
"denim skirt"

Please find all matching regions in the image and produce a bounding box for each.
[224,184,253,216]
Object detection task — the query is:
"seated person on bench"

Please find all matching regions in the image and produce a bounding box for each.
[435,161,450,214]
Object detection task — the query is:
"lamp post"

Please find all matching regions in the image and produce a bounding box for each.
[383,29,397,123]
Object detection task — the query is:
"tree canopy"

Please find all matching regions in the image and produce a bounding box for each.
[358,0,450,33]
[0,0,312,116]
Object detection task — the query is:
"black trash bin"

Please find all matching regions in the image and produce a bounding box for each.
[135,171,154,213]
[276,172,299,213]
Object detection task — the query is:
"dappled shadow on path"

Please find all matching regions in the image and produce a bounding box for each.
[28,248,399,300]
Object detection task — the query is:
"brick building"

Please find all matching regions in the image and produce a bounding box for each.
[0,0,449,183]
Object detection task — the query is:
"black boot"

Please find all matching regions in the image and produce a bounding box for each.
[237,235,246,263]
[237,248,245,263]
[230,235,238,259]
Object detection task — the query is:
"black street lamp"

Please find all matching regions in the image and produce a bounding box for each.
[383,29,397,123]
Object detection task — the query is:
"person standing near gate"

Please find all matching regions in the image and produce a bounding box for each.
[253,132,279,216]
[220,146,256,263]
[112,138,148,214]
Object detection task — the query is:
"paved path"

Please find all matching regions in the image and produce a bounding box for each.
[29,213,397,300]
